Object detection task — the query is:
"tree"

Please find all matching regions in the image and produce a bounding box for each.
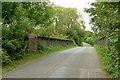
[34,6,86,46]
[2,2,54,62]
[53,6,85,45]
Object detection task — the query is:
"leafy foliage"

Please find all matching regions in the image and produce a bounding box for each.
[0,49,12,65]
[53,6,85,45]
[85,2,119,78]
[2,2,54,64]
[84,31,96,46]
[2,2,85,65]
[35,6,86,46]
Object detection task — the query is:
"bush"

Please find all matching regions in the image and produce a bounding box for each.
[2,39,28,60]
[85,37,94,46]
[0,49,12,65]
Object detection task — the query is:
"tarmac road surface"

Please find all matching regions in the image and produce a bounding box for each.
[3,43,105,78]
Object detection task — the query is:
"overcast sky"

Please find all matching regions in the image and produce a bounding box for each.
[50,0,96,31]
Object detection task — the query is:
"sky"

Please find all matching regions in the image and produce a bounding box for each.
[50,0,96,32]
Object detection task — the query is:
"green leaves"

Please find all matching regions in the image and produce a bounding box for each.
[2,2,86,66]
[0,49,12,65]
[85,2,119,78]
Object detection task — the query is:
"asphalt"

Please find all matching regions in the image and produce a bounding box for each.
[3,43,105,78]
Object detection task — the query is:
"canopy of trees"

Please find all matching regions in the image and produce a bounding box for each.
[2,2,55,61]
[2,2,85,65]
[35,6,85,46]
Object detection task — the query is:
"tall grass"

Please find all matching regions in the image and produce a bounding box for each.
[94,45,119,78]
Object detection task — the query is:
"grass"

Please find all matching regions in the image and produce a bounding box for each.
[94,44,112,78]
[0,67,1,77]
[2,44,77,74]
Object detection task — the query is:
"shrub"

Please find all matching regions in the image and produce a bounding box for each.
[85,37,94,46]
[2,39,28,60]
[0,49,12,65]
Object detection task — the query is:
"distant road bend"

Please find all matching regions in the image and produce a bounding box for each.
[3,43,105,78]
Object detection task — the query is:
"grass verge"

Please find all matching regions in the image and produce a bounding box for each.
[2,44,77,74]
[94,45,112,78]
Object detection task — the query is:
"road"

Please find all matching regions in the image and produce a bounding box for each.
[3,43,105,78]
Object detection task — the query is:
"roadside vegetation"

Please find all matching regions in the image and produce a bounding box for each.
[2,44,76,74]
[85,2,119,78]
[1,1,119,78]
[2,2,85,71]
[94,45,118,78]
